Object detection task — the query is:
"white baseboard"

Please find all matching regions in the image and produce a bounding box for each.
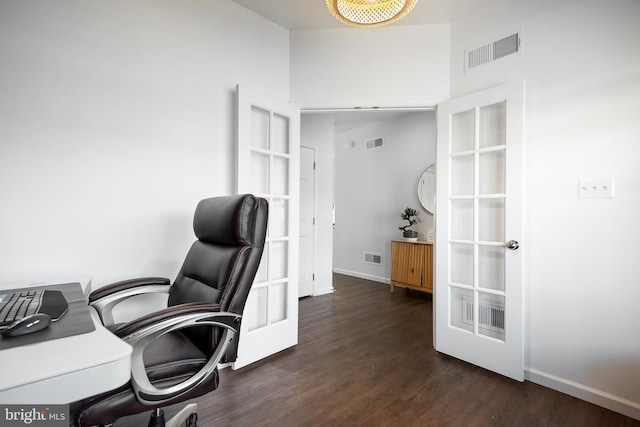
[332,269,389,285]
[526,367,640,421]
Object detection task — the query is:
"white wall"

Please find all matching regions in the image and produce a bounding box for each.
[450,0,640,418]
[290,25,451,108]
[0,1,290,288]
[300,114,335,296]
[333,112,435,282]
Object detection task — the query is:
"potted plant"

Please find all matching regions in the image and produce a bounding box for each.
[399,207,420,241]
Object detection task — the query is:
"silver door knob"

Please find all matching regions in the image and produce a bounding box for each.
[506,240,520,250]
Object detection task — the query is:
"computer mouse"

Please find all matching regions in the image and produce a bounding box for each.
[1,313,52,337]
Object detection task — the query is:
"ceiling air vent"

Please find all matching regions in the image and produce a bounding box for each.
[365,137,383,150]
[465,32,521,72]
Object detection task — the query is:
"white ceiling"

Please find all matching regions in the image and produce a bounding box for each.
[230,0,494,30]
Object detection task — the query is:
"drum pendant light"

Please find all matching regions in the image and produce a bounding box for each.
[326,0,419,27]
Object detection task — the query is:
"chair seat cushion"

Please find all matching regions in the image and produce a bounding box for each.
[71,330,219,427]
[144,328,212,382]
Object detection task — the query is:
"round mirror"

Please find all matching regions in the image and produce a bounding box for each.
[417,164,435,214]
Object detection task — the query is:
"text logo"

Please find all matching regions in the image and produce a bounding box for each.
[1,406,68,426]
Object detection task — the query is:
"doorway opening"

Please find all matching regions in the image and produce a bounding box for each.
[301,107,436,295]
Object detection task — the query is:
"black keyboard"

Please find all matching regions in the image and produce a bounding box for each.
[0,289,69,327]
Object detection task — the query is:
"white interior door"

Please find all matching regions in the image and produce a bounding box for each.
[299,146,315,298]
[235,84,300,369]
[435,81,525,381]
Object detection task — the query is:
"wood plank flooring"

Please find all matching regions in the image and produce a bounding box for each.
[116,274,639,427]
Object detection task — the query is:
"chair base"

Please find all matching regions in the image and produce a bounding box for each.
[148,403,198,427]
[148,408,165,427]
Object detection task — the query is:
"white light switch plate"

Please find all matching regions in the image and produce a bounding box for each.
[578,178,615,198]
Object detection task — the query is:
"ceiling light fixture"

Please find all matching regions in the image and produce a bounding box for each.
[326,0,418,27]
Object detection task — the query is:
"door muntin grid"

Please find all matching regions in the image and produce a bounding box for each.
[449,101,507,342]
[246,106,293,332]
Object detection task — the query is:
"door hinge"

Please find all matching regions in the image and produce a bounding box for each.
[313,162,316,170]
[312,273,315,281]
[313,217,316,225]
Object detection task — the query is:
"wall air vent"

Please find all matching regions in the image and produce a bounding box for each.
[364,252,382,265]
[465,32,521,72]
[365,137,383,150]
[343,140,356,150]
[462,299,505,332]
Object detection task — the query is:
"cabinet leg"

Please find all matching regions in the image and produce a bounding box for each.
[390,283,394,293]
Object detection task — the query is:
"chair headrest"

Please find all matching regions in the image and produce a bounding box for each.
[193,194,262,246]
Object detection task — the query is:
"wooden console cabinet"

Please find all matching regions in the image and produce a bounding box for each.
[390,240,433,294]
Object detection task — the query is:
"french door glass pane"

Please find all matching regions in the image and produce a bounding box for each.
[272,113,290,154]
[270,241,288,281]
[246,286,268,331]
[450,243,473,286]
[479,101,506,148]
[450,287,474,333]
[250,152,269,194]
[479,150,506,194]
[451,109,475,153]
[451,154,474,196]
[478,245,505,292]
[255,244,268,283]
[479,199,505,242]
[251,106,270,150]
[269,198,289,238]
[270,282,288,323]
[478,292,505,341]
[272,156,289,196]
[450,199,473,241]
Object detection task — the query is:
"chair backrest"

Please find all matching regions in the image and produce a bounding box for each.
[168,194,268,361]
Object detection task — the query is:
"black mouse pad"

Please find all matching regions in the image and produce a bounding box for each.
[0,282,96,350]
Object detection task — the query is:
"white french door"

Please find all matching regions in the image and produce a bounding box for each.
[435,81,525,381]
[234,84,300,369]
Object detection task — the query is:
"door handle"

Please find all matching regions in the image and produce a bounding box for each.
[506,240,520,250]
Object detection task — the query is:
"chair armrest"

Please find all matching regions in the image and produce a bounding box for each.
[89,277,171,326]
[113,303,240,406]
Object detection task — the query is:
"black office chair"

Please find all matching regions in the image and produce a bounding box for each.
[70,194,268,427]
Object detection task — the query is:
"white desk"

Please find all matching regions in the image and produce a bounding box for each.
[0,278,132,404]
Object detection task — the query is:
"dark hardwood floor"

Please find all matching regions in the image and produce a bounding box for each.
[116,274,639,427]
